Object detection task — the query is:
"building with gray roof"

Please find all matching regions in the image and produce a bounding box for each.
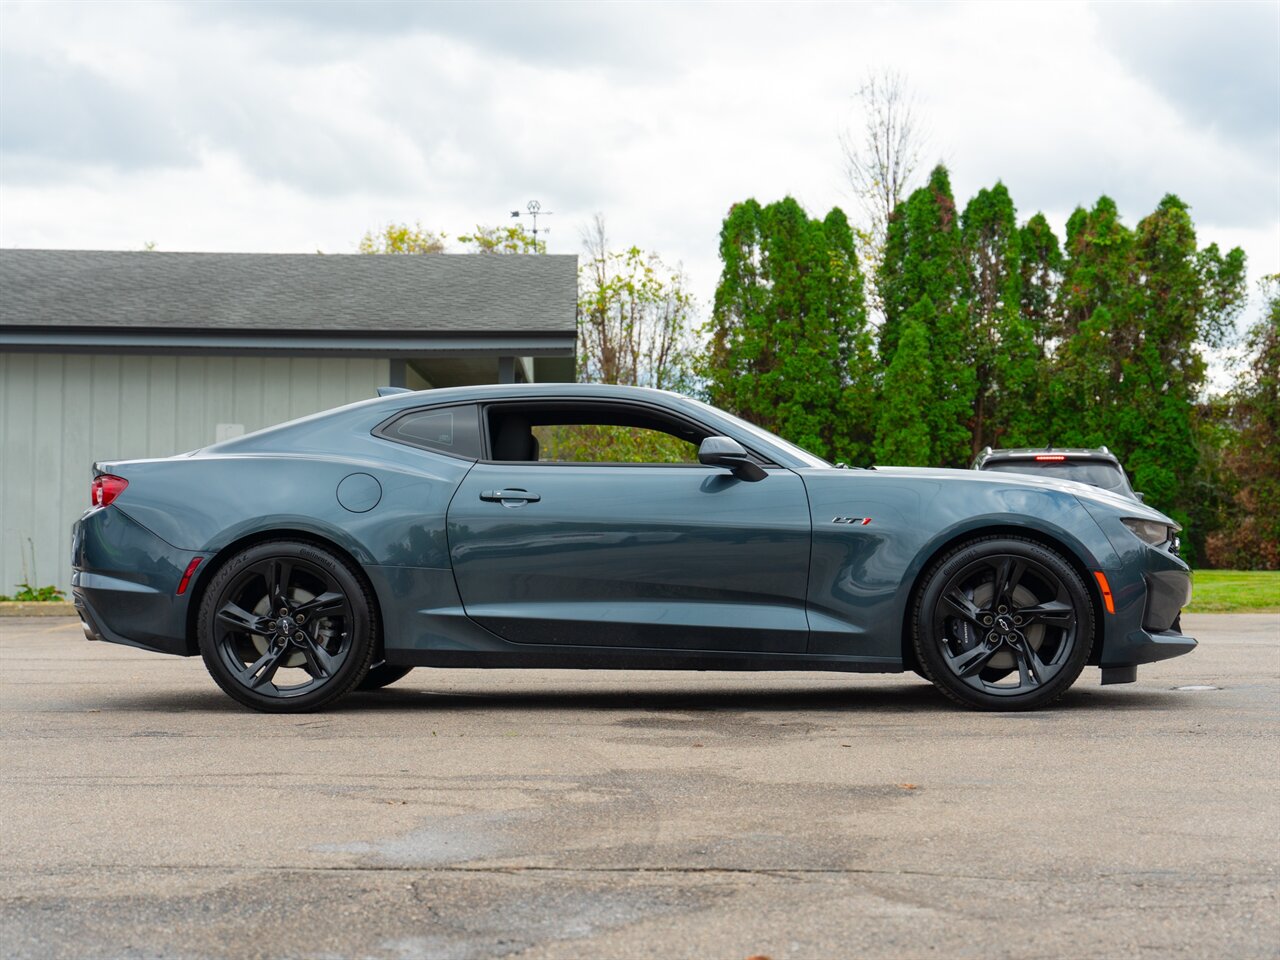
[0,248,578,592]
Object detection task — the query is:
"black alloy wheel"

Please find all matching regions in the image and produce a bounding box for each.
[198,540,376,712]
[913,536,1093,710]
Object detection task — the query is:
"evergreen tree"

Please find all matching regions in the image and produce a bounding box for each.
[1044,306,1114,444]
[962,183,1040,451]
[875,302,935,465]
[1122,195,1204,515]
[1051,197,1138,443]
[877,165,974,465]
[1126,196,1246,526]
[1047,194,1246,535]
[705,197,876,465]
[1018,212,1063,352]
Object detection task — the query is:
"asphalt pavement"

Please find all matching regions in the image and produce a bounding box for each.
[1,614,1277,960]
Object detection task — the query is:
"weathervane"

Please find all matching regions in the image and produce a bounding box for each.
[510,200,552,248]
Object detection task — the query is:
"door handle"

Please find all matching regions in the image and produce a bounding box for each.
[480,488,541,504]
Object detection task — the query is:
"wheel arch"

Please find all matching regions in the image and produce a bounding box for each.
[899,524,1106,674]
[185,528,386,657]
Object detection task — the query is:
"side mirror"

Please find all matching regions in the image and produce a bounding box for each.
[1134,491,1145,503]
[698,436,767,482]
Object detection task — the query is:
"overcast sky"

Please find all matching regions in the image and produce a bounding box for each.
[2,0,1277,352]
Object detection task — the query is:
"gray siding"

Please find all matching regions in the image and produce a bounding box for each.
[0,352,388,594]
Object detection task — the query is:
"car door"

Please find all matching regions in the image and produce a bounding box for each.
[445,406,812,653]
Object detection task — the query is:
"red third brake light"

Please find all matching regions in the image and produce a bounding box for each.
[91,475,129,507]
[1035,455,1067,461]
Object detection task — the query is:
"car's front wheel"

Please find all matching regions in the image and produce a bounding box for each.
[198,540,376,712]
[913,536,1093,710]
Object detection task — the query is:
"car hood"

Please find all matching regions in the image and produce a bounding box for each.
[862,466,1178,527]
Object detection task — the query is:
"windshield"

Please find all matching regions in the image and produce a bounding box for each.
[681,398,831,468]
[983,459,1129,492]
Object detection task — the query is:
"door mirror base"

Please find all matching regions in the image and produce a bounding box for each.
[698,436,767,482]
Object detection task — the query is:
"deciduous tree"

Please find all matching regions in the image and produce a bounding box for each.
[577,214,694,392]
[1206,276,1279,568]
[541,216,697,463]
[357,222,447,255]
[839,68,927,314]
[457,224,544,255]
[359,222,544,255]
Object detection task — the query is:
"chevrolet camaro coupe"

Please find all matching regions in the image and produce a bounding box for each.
[72,383,1195,712]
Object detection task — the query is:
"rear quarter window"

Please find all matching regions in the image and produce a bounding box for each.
[375,404,482,459]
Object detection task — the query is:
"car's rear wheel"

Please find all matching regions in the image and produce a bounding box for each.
[913,536,1093,710]
[356,664,414,691]
[198,540,375,712]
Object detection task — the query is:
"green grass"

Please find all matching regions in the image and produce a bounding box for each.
[1187,570,1280,614]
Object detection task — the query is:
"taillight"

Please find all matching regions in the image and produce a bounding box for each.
[1035,455,1067,461]
[91,475,128,507]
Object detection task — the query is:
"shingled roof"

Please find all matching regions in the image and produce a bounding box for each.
[0,249,577,335]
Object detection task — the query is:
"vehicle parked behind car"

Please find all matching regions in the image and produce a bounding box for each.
[972,446,1143,502]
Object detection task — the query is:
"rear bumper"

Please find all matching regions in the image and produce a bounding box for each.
[74,585,191,656]
[71,506,202,657]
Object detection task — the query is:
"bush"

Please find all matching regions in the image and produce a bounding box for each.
[0,582,66,602]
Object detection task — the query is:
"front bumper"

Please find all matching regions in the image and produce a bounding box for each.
[1093,530,1196,683]
[1099,629,1197,684]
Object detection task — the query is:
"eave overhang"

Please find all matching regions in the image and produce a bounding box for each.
[0,327,576,358]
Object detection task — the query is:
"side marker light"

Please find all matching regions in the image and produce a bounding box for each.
[1093,570,1115,614]
[177,557,203,595]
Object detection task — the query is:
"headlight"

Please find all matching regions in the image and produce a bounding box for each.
[1122,518,1173,546]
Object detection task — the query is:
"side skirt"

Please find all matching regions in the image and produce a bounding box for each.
[386,648,904,673]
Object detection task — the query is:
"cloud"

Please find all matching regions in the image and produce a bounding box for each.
[184,0,684,71]
[0,50,197,175]
[0,0,1274,340]
[1094,1,1279,149]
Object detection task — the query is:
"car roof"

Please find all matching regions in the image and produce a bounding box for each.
[374,381,688,410]
[202,381,828,470]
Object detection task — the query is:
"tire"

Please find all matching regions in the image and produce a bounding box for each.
[912,536,1093,711]
[356,664,414,691]
[198,540,376,713]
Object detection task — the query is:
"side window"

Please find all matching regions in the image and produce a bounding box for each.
[486,403,706,464]
[533,424,699,463]
[377,404,481,459]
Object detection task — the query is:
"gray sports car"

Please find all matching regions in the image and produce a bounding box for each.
[72,383,1195,712]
